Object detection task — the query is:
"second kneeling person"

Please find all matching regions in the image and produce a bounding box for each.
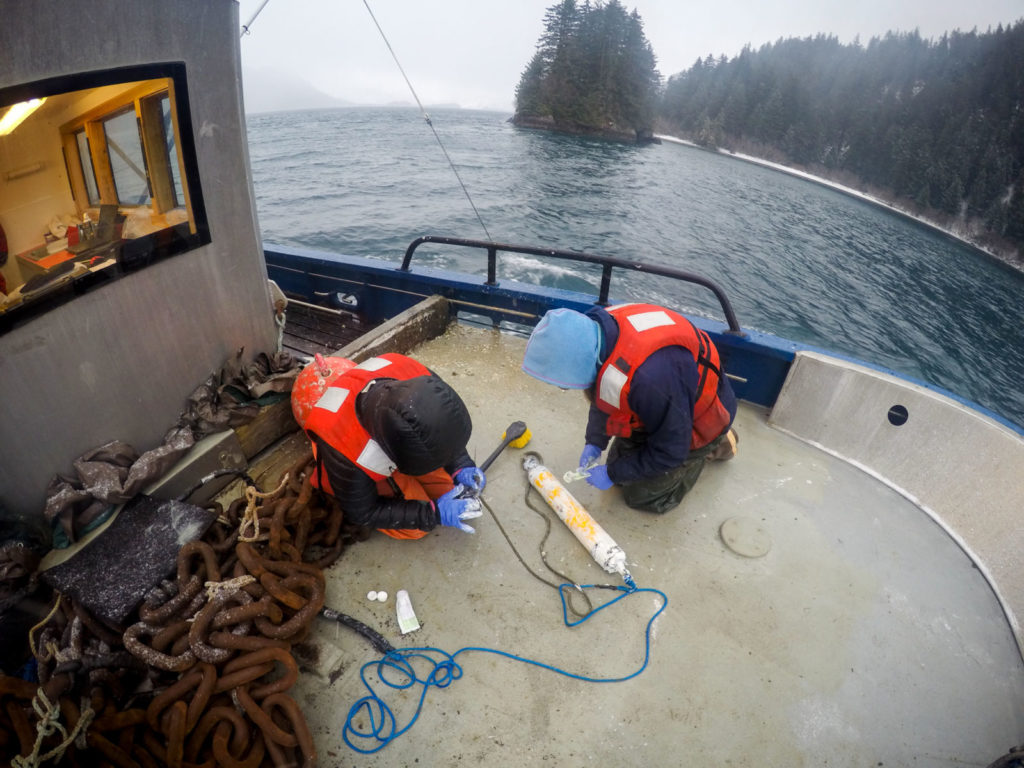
[521,304,738,514]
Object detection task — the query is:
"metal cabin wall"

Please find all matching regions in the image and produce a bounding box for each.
[0,0,277,523]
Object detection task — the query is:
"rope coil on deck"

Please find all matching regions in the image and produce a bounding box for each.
[338,444,666,753]
[342,583,667,755]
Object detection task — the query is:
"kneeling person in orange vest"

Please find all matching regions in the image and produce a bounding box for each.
[521,305,738,514]
[294,353,485,539]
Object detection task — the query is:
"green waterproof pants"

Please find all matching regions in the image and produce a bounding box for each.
[608,430,729,514]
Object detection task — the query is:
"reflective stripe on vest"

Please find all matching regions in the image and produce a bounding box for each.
[595,304,730,449]
[303,354,432,482]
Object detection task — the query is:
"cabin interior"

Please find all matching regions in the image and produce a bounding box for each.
[0,70,201,316]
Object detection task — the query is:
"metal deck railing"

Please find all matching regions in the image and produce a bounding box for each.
[401,235,743,334]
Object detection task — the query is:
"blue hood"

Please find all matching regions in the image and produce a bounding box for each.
[521,308,601,389]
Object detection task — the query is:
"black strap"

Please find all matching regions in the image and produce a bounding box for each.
[693,328,720,402]
[386,476,405,500]
[310,433,328,492]
[310,430,405,499]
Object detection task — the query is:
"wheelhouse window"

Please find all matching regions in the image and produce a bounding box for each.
[74,130,101,206]
[0,62,209,333]
[101,107,151,206]
[153,93,184,207]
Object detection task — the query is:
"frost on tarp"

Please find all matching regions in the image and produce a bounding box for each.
[40,495,215,625]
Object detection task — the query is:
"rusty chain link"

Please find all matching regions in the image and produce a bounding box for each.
[1,453,360,767]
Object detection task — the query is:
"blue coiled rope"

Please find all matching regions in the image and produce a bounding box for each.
[341,582,668,754]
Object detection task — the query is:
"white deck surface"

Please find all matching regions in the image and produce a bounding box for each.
[295,322,1024,767]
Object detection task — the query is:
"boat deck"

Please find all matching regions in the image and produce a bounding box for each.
[295,322,1024,767]
[281,302,370,360]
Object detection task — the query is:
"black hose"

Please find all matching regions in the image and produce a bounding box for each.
[320,607,396,655]
[985,747,1024,768]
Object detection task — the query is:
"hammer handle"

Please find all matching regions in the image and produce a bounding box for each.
[478,421,527,472]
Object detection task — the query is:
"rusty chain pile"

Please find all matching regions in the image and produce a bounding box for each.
[1,454,368,768]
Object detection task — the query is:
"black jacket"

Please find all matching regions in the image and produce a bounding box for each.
[312,374,475,530]
[314,435,474,530]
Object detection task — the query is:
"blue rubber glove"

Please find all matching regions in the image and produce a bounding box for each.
[455,466,486,495]
[436,485,484,533]
[579,444,602,469]
[585,464,614,490]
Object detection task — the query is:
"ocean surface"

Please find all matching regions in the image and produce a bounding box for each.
[246,107,1024,429]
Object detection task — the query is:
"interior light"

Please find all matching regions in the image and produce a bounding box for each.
[0,98,47,136]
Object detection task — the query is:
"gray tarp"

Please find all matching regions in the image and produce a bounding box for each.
[42,349,300,543]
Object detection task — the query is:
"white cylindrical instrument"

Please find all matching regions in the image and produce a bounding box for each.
[523,455,634,587]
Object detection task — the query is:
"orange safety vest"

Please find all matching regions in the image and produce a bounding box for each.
[594,303,732,450]
[302,353,432,493]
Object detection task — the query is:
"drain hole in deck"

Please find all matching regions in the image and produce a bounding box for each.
[887,404,909,426]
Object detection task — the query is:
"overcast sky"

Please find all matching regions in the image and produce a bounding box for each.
[237,0,1024,114]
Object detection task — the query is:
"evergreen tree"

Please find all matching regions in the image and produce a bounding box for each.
[538,0,581,122]
[657,21,1024,258]
[514,53,546,117]
[514,0,661,141]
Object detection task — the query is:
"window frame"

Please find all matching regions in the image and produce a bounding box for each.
[61,80,188,217]
[99,105,152,207]
[73,128,102,206]
[0,62,211,334]
[0,61,208,240]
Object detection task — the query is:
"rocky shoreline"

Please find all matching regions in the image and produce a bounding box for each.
[510,113,659,145]
[656,135,1024,274]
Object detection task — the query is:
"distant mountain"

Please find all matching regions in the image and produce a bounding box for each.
[242,67,354,114]
[241,73,465,113]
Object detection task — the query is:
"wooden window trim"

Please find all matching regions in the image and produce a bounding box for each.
[60,78,187,214]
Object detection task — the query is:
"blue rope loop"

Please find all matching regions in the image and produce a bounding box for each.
[341,582,668,754]
[343,648,464,752]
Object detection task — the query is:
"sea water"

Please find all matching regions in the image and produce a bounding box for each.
[246,107,1024,429]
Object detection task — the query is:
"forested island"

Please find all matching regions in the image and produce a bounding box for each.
[513,2,1024,263]
[513,0,660,143]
